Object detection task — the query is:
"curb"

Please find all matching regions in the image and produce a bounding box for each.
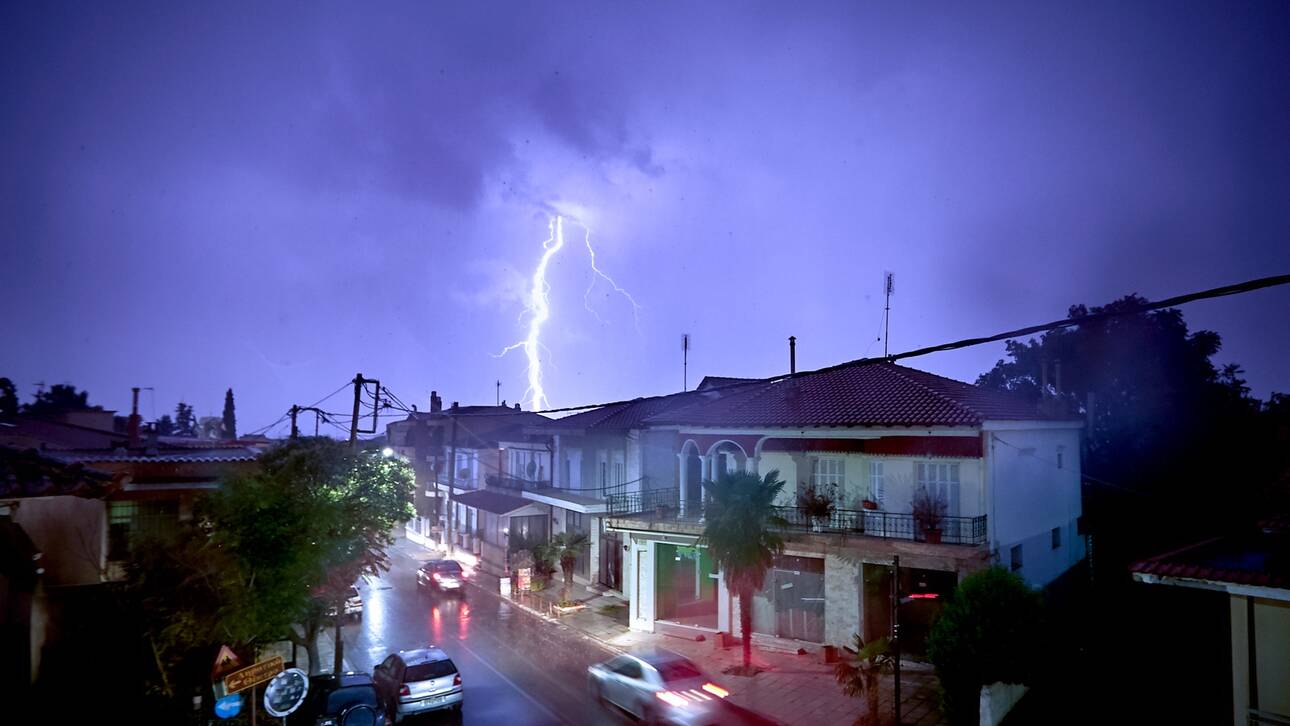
[466,579,624,656]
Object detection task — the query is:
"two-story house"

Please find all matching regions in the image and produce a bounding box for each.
[564,363,1084,654]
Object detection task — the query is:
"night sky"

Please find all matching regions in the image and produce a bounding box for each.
[3,1,1288,434]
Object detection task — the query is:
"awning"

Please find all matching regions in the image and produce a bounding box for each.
[454,489,546,516]
[522,487,608,514]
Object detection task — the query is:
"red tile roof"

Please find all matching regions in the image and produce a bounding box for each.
[1132,525,1290,591]
[647,362,1060,428]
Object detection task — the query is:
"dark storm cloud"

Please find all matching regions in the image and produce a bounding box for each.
[2,1,1287,430]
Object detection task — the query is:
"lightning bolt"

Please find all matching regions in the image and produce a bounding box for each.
[496,216,565,411]
[577,222,643,331]
[497,214,641,411]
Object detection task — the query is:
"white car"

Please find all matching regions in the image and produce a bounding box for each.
[587,649,730,725]
[375,647,463,721]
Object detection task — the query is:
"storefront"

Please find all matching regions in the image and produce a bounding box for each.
[655,543,719,629]
[752,554,827,643]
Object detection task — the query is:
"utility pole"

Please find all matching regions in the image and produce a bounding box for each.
[496,380,501,407]
[290,405,300,439]
[347,373,381,448]
[349,373,364,448]
[445,415,459,555]
[892,554,902,725]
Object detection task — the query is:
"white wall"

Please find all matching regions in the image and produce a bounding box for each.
[757,451,984,516]
[1231,594,1290,723]
[984,426,1084,587]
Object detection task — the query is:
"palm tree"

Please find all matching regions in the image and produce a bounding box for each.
[834,635,895,725]
[699,469,787,674]
[550,531,590,605]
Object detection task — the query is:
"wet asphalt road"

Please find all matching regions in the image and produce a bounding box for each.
[343,540,622,726]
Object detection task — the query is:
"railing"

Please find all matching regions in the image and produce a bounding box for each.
[551,475,648,501]
[607,486,679,517]
[607,495,986,546]
[485,474,549,492]
[771,507,987,545]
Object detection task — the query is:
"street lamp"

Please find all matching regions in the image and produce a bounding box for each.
[381,447,395,458]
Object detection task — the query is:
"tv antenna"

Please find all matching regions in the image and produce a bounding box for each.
[682,334,691,391]
[883,272,895,358]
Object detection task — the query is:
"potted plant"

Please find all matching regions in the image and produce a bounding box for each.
[861,497,879,510]
[798,483,836,532]
[911,485,947,544]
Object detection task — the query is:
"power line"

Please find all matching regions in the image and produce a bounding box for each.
[529,273,1290,415]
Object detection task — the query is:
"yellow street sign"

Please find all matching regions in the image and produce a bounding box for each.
[224,655,285,694]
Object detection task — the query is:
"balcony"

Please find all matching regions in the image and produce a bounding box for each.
[607,487,987,546]
[485,474,548,492]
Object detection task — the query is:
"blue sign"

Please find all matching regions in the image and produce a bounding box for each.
[214,694,243,719]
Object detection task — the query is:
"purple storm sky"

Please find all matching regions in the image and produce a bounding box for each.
[3,1,1288,434]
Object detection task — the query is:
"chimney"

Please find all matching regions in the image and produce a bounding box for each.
[789,336,797,375]
[430,391,442,413]
[452,401,459,410]
[514,402,521,411]
[127,387,142,448]
[500,399,507,408]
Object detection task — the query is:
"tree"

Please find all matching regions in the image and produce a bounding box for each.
[976,295,1278,566]
[222,388,237,440]
[23,383,91,417]
[204,438,414,674]
[926,567,1045,726]
[174,402,197,437]
[0,378,17,418]
[835,635,895,726]
[154,414,175,436]
[699,469,787,674]
[549,531,589,606]
[120,437,414,698]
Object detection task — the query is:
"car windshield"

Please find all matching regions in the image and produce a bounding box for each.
[405,659,457,681]
[436,562,463,575]
[656,659,703,683]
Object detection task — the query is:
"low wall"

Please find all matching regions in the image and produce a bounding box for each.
[980,682,1027,726]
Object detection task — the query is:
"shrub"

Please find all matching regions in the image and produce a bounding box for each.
[926,567,1045,725]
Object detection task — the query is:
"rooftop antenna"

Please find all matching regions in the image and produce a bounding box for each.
[682,334,690,391]
[496,380,501,407]
[883,272,895,358]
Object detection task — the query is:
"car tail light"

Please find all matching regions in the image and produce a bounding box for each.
[701,682,729,698]
[656,691,688,708]
[400,685,410,697]
[453,674,461,686]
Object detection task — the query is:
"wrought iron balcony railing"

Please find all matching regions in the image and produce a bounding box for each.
[606,491,986,546]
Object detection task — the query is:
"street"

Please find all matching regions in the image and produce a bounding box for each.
[343,539,623,726]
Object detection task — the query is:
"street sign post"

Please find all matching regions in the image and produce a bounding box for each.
[214,694,243,719]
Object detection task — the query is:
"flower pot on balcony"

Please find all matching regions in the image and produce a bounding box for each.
[924,527,942,544]
[861,499,878,510]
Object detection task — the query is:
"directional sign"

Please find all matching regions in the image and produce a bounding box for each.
[224,655,284,694]
[264,668,310,718]
[214,694,243,719]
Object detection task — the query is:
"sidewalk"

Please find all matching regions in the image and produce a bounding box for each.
[475,572,945,726]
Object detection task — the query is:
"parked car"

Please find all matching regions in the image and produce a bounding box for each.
[587,649,730,725]
[417,560,468,595]
[373,647,464,721]
[327,586,364,620]
[299,672,393,726]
